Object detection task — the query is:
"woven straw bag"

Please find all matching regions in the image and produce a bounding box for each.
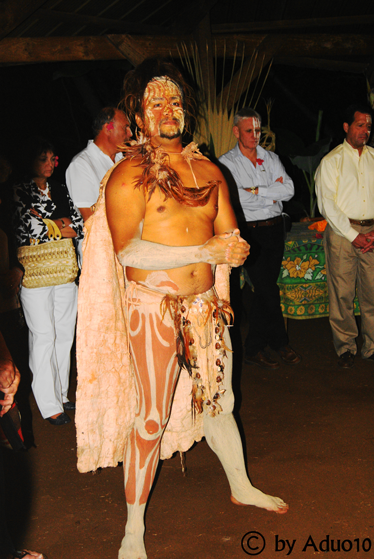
[17,219,78,288]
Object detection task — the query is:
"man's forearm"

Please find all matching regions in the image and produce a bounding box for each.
[117,239,205,270]
[116,231,245,270]
[79,207,94,222]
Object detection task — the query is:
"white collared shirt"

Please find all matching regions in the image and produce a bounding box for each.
[219,144,294,221]
[66,140,123,208]
[315,140,374,242]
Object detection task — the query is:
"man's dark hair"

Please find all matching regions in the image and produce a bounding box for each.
[120,58,196,136]
[22,136,55,178]
[92,107,117,137]
[344,104,372,126]
[233,108,262,127]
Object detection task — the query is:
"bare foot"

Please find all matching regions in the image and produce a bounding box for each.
[231,487,289,514]
[118,534,147,559]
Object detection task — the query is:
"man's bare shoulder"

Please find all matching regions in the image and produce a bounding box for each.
[107,157,143,191]
[193,157,226,182]
[197,156,220,171]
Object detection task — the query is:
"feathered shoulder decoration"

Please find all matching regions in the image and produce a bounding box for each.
[122,140,220,207]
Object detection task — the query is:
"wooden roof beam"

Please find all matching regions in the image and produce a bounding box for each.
[213,14,374,34]
[0,36,126,65]
[1,34,374,65]
[106,34,148,67]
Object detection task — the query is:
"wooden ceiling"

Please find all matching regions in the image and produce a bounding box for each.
[1,0,373,83]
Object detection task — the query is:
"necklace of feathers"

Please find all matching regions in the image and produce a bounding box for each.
[122,140,220,207]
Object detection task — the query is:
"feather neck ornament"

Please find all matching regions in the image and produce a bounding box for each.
[122,140,220,207]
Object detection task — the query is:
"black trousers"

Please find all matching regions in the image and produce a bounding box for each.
[244,220,288,356]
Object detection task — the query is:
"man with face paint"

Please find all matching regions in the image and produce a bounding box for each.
[66,106,132,263]
[75,60,288,559]
[315,104,374,368]
[219,108,300,370]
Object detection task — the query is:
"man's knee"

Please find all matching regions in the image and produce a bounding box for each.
[145,419,159,435]
[134,416,163,439]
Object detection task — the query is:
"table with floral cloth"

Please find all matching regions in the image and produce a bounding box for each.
[276,222,360,319]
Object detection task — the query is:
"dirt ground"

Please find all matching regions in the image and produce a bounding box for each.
[4,287,374,559]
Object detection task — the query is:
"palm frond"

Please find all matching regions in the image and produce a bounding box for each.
[179,41,273,157]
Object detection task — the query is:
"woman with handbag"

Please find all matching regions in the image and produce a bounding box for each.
[13,137,83,426]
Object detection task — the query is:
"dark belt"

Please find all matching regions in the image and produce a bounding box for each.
[349,218,374,226]
[246,215,283,228]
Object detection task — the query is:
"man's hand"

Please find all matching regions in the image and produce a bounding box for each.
[0,357,18,390]
[244,186,259,195]
[0,359,20,416]
[352,232,374,253]
[201,229,250,267]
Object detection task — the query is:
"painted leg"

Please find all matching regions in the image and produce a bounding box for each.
[205,324,288,514]
[119,289,180,558]
[204,412,288,513]
[120,424,162,559]
[119,503,146,559]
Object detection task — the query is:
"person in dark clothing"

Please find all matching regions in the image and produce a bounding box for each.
[0,331,45,559]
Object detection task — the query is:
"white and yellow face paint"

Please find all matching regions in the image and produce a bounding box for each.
[141,77,185,139]
[251,118,261,143]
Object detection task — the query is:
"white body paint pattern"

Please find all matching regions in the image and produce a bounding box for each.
[119,280,288,559]
[252,117,261,142]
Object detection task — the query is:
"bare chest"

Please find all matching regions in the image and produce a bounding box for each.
[144,187,218,229]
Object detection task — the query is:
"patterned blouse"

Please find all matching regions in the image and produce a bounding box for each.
[13,179,83,248]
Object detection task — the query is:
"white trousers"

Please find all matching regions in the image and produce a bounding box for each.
[20,282,78,418]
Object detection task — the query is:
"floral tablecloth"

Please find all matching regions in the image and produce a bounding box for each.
[277,222,360,319]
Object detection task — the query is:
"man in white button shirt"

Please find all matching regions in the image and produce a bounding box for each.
[219,108,300,369]
[315,104,374,368]
[66,107,132,262]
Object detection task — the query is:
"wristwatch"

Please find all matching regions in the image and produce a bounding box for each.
[250,187,256,194]
[60,218,66,229]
